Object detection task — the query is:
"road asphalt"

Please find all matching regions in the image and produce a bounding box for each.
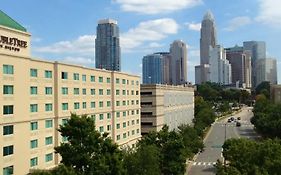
[187,107,258,175]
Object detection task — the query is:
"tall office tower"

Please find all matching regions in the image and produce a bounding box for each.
[243,41,266,87]
[209,45,232,85]
[170,40,187,85]
[256,58,277,86]
[225,45,252,88]
[142,53,164,84]
[195,10,217,84]
[155,52,172,84]
[95,19,121,71]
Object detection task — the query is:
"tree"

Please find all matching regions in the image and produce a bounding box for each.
[29,165,76,175]
[55,113,124,175]
[255,81,270,99]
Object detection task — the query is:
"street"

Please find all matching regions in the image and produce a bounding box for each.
[187,107,258,175]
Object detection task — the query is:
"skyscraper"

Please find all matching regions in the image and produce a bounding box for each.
[256,58,277,86]
[243,41,266,87]
[225,45,252,88]
[142,53,164,84]
[195,10,217,84]
[209,45,232,85]
[200,10,217,65]
[170,40,187,85]
[95,19,121,71]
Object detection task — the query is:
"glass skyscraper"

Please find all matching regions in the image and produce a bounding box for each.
[95,19,121,71]
[142,53,164,84]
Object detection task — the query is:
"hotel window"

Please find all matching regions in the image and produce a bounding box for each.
[116,123,120,129]
[107,113,111,119]
[30,139,38,149]
[107,101,111,107]
[3,65,14,74]
[116,101,120,106]
[91,75,95,82]
[127,100,129,105]
[30,122,38,131]
[136,100,139,105]
[123,133,126,139]
[116,112,120,118]
[136,109,139,114]
[117,135,120,140]
[91,89,95,95]
[122,79,126,84]
[127,80,129,85]
[116,90,120,95]
[99,89,103,95]
[132,120,135,125]
[131,100,134,105]
[3,145,13,156]
[91,115,96,121]
[62,103,68,110]
[106,77,111,83]
[116,78,120,84]
[73,73,79,80]
[45,87,52,95]
[45,136,53,145]
[127,121,130,126]
[74,102,80,109]
[99,126,104,133]
[45,120,53,128]
[132,130,135,135]
[3,166,13,175]
[82,74,86,82]
[128,131,130,136]
[107,125,111,131]
[122,90,126,95]
[123,122,126,128]
[131,90,134,95]
[30,68,38,77]
[45,70,52,78]
[98,76,103,83]
[30,104,38,113]
[30,86,37,95]
[62,87,68,95]
[30,157,38,167]
[45,153,53,162]
[107,89,111,95]
[122,101,126,106]
[99,101,103,108]
[123,111,126,117]
[82,102,86,109]
[136,81,139,85]
[127,90,129,95]
[82,88,86,95]
[3,85,13,95]
[131,80,134,85]
[62,119,68,125]
[3,125,13,135]
[74,88,79,95]
[99,114,104,120]
[136,119,139,124]
[136,91,139,95]
[45,103,52,112]
[61,72,68,79]
[91,102,95,108]
[137,129,140,134]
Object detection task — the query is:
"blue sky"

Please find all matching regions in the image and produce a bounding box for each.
[2,0,281,83]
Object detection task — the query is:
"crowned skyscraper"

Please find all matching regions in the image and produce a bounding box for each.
[195,10,217,84]
[95,19,121,71]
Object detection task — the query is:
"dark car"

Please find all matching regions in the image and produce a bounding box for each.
[230,117,234,121]
[237,117,241,120]
[228,118,232,123]
[236,122,241,127]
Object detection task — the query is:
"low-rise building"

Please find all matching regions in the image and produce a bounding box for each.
[271,85,281,104]
[140,84,194,134]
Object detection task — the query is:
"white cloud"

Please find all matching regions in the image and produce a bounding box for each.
[256,0,281,27]
[33,35,95,56]
[121,18,179,52]
[224,16,251,31]
[185,22,201,31]
[113,0,202,14]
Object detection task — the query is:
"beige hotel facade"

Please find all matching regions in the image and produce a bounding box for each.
[0,11,141,175]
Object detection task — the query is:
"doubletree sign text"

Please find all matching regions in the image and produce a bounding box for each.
[0,35,27,52]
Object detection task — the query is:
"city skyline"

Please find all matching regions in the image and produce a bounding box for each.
[1,0,281,83]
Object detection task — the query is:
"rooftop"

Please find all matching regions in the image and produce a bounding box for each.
[0,10,27,32]
[203,10,215,21]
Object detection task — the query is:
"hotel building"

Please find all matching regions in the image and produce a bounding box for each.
[0,11,141,175]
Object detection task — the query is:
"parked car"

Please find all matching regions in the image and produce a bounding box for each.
[236,122,241,127]
[230,117,234,121]
[228,118,232,123]
[237,117,241,120]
